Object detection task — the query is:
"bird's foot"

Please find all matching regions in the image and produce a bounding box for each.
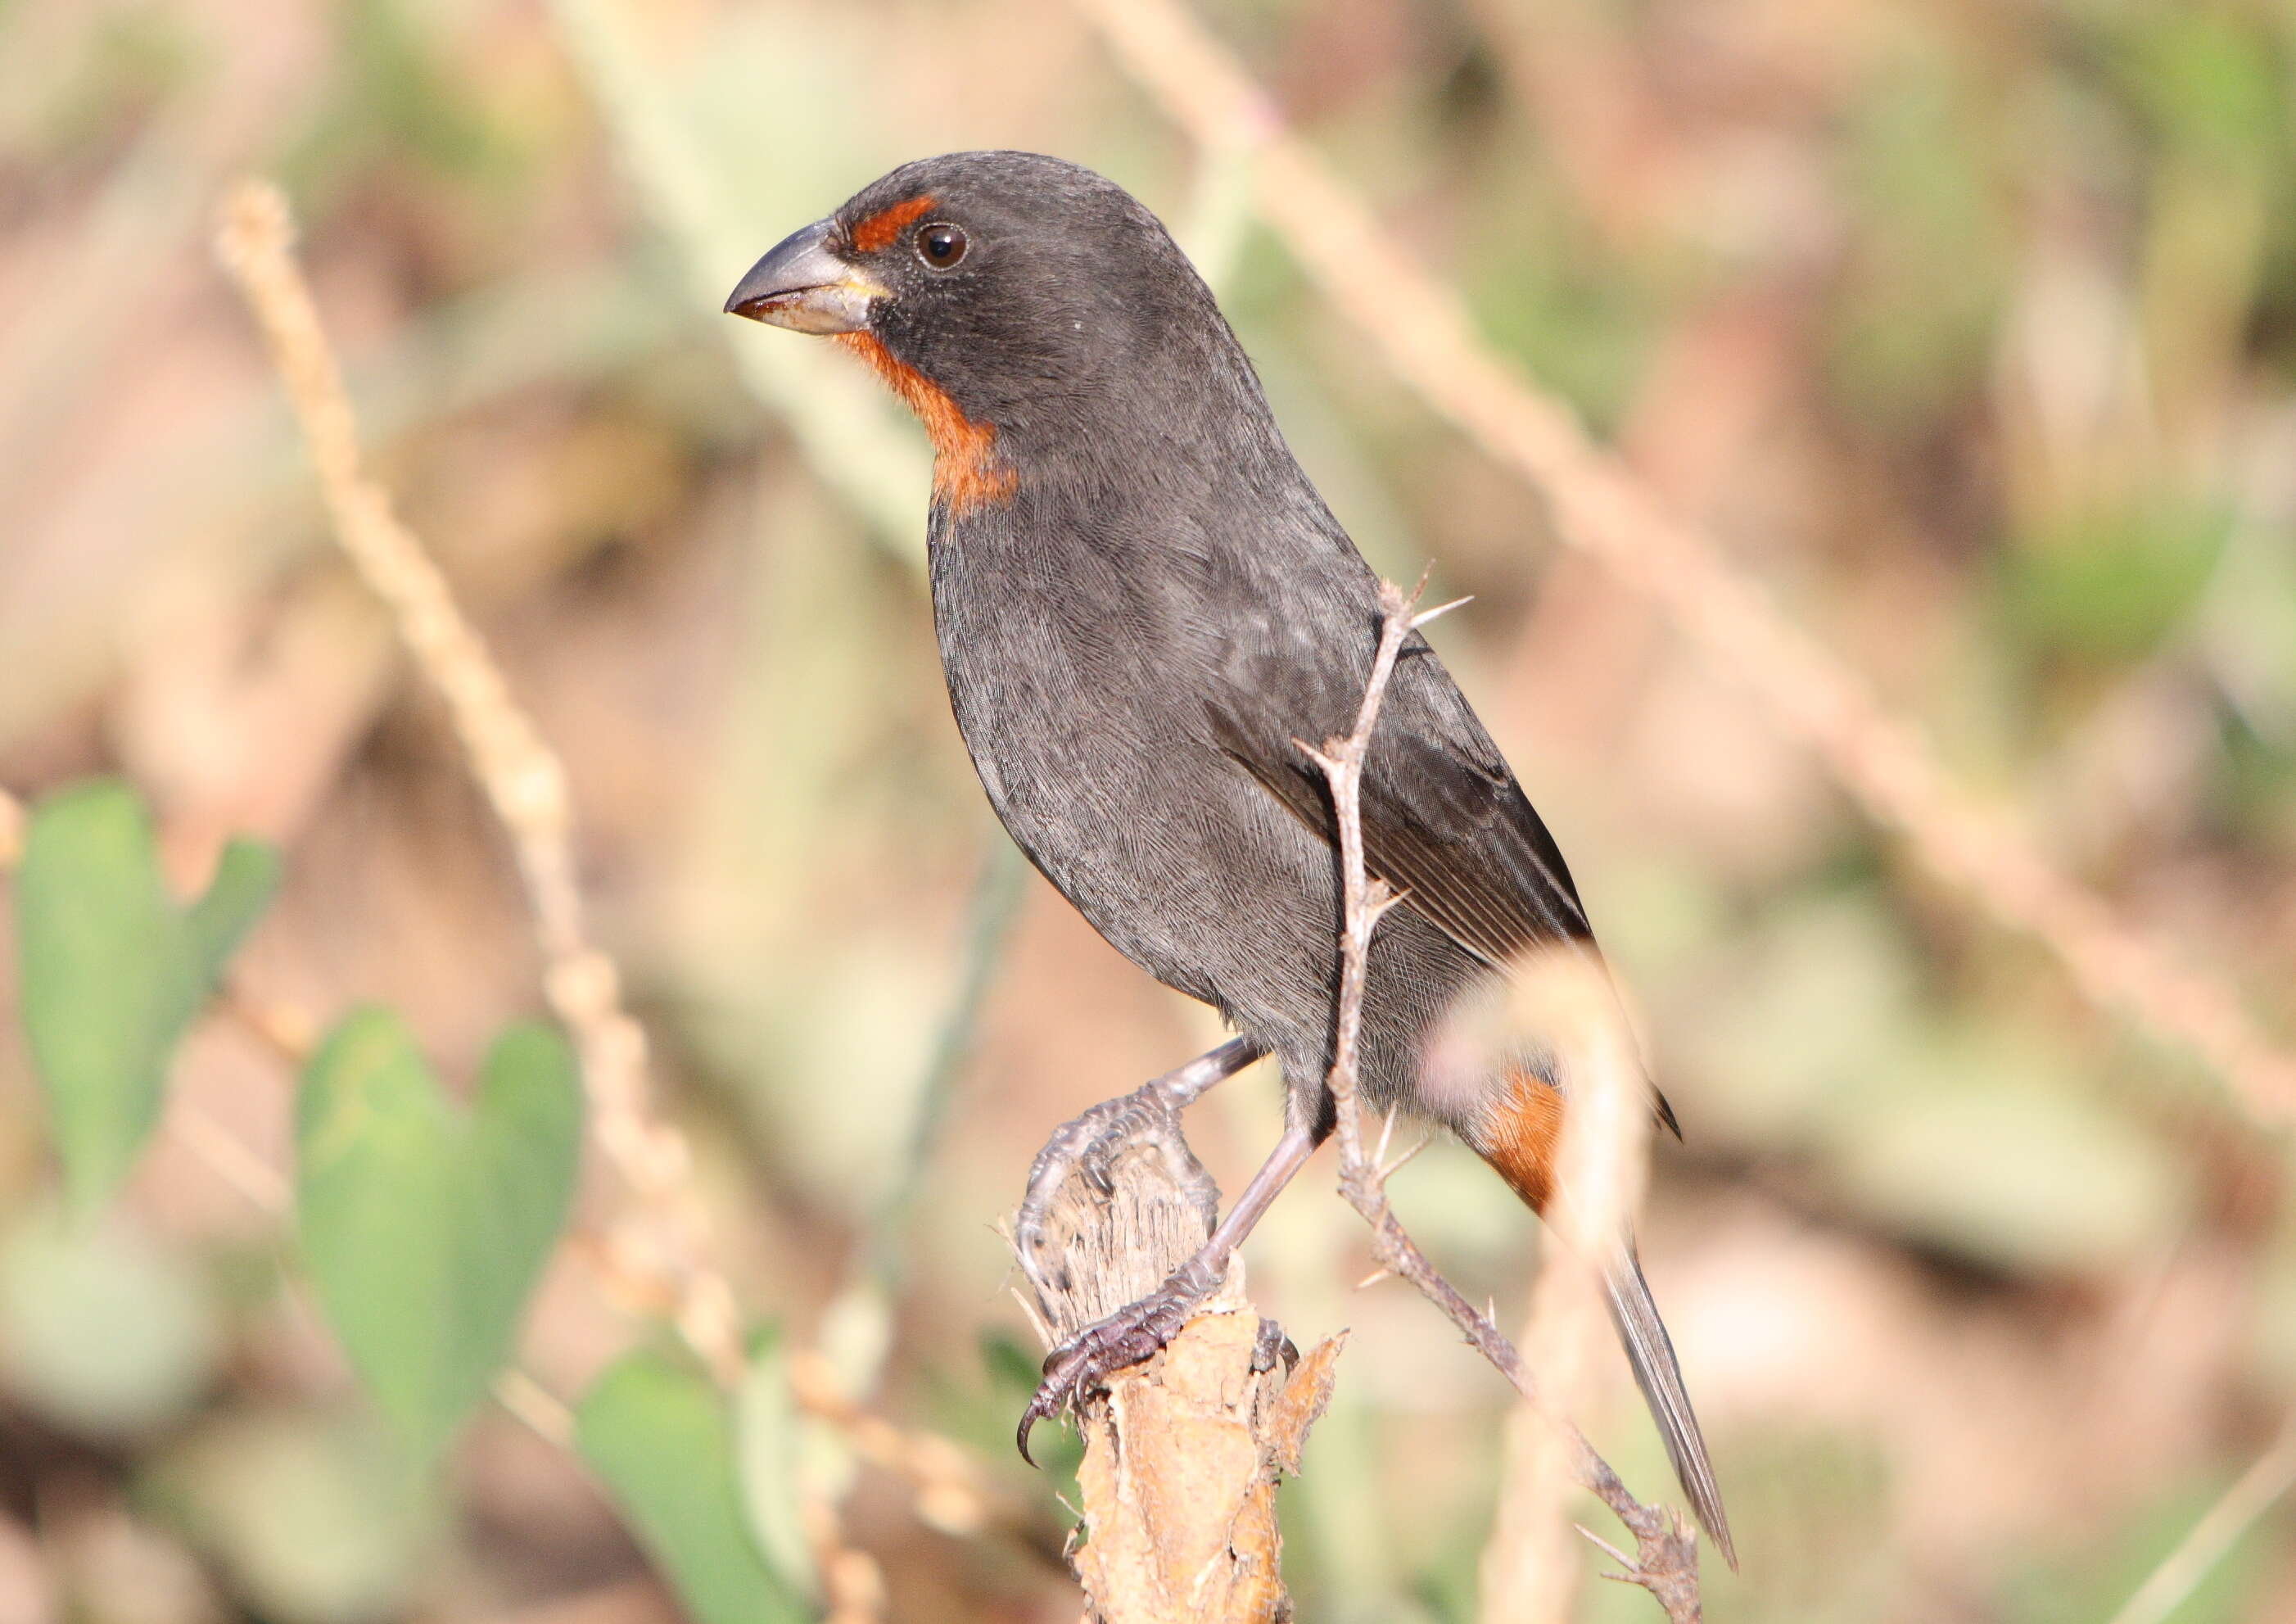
[1016,1260,1218,1465]
[1014,1082,1219,1301]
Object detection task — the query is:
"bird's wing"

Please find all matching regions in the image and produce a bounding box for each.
[1207,619,1685,1137]
[1207,622,1593,969]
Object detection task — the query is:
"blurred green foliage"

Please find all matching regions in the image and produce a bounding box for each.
[16,781,277,1214]
[578,1348,813,1624]
[734,1327,821,1598]
[151,1405,437,1624]
[4,776,800,1624]
[294,1009,581,1464]
[1,0,2294,1621]
[0,1205,223,1436]
[2002,499,2231,668]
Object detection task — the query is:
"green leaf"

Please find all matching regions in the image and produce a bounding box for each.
[296,1009,581,1462]
[185,839,283,982]
[15,780,279,1214]
[578,1350,811,1624]
[735,1328,818,1599]
[458,1024,584,1394]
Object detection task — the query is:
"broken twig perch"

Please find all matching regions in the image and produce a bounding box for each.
[1017,1112,1341,1623]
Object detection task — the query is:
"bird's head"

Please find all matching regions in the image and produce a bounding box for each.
[725,151,1260,508]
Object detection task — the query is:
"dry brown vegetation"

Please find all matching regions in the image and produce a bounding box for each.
[2,1,2294,1621]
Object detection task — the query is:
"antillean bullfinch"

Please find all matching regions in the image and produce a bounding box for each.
[726,151,1733,1566]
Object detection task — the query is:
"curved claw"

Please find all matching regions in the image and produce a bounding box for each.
[1011,1272,1214,1466]
[1250,1316,1297,1375]
[1015,1340,1092,1467]
[1015,1340,1110,1465]
[1015,1392,1053,1468]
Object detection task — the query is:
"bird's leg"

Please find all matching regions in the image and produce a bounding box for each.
[1018,1119,1324,1463]
[1013,1035,1264,1298]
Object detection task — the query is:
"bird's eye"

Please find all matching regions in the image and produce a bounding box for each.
[915,222,968,269]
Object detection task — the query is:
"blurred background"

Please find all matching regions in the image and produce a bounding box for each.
[2,0,2295,1619]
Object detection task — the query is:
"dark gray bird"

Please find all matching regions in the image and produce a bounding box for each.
[726,149,1733,1567]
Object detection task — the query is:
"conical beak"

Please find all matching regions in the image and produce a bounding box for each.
[723,219,886,334]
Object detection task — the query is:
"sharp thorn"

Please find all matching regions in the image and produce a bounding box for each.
[1378,1132,1430,1180]
[1574,1524,1635,1567]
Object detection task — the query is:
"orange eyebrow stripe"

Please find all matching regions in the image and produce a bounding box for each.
[849,195,938,254]
[834,332,1017,515]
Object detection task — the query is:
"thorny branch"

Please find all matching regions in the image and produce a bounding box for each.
[1300,581,1702,1623]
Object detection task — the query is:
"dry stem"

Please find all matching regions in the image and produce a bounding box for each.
[1480,961,1655,1622]
[2104,1411,2296,1624]
[0,789,22,871]
[1302,582,1700,1622]
[1016,1106,1342,1622]
[1072,0,2296,1128]
[214,178,748,1391]
[209,182,964,1620]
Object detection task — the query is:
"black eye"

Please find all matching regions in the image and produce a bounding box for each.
[915,222,968,269]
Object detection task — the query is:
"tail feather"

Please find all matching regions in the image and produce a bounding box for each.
[1602,1246,1736,1570]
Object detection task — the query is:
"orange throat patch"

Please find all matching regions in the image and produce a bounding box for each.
[1477,1073,1563,1214]
[834,332,1016,516]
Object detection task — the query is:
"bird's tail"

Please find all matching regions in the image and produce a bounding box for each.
[1602,1244,1737,1570]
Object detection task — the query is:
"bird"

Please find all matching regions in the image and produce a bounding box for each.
[725,150,1733,1567]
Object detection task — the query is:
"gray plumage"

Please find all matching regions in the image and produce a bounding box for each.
[728,149,1733,1567]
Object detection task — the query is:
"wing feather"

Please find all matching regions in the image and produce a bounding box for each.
[1210,631,1592,966]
